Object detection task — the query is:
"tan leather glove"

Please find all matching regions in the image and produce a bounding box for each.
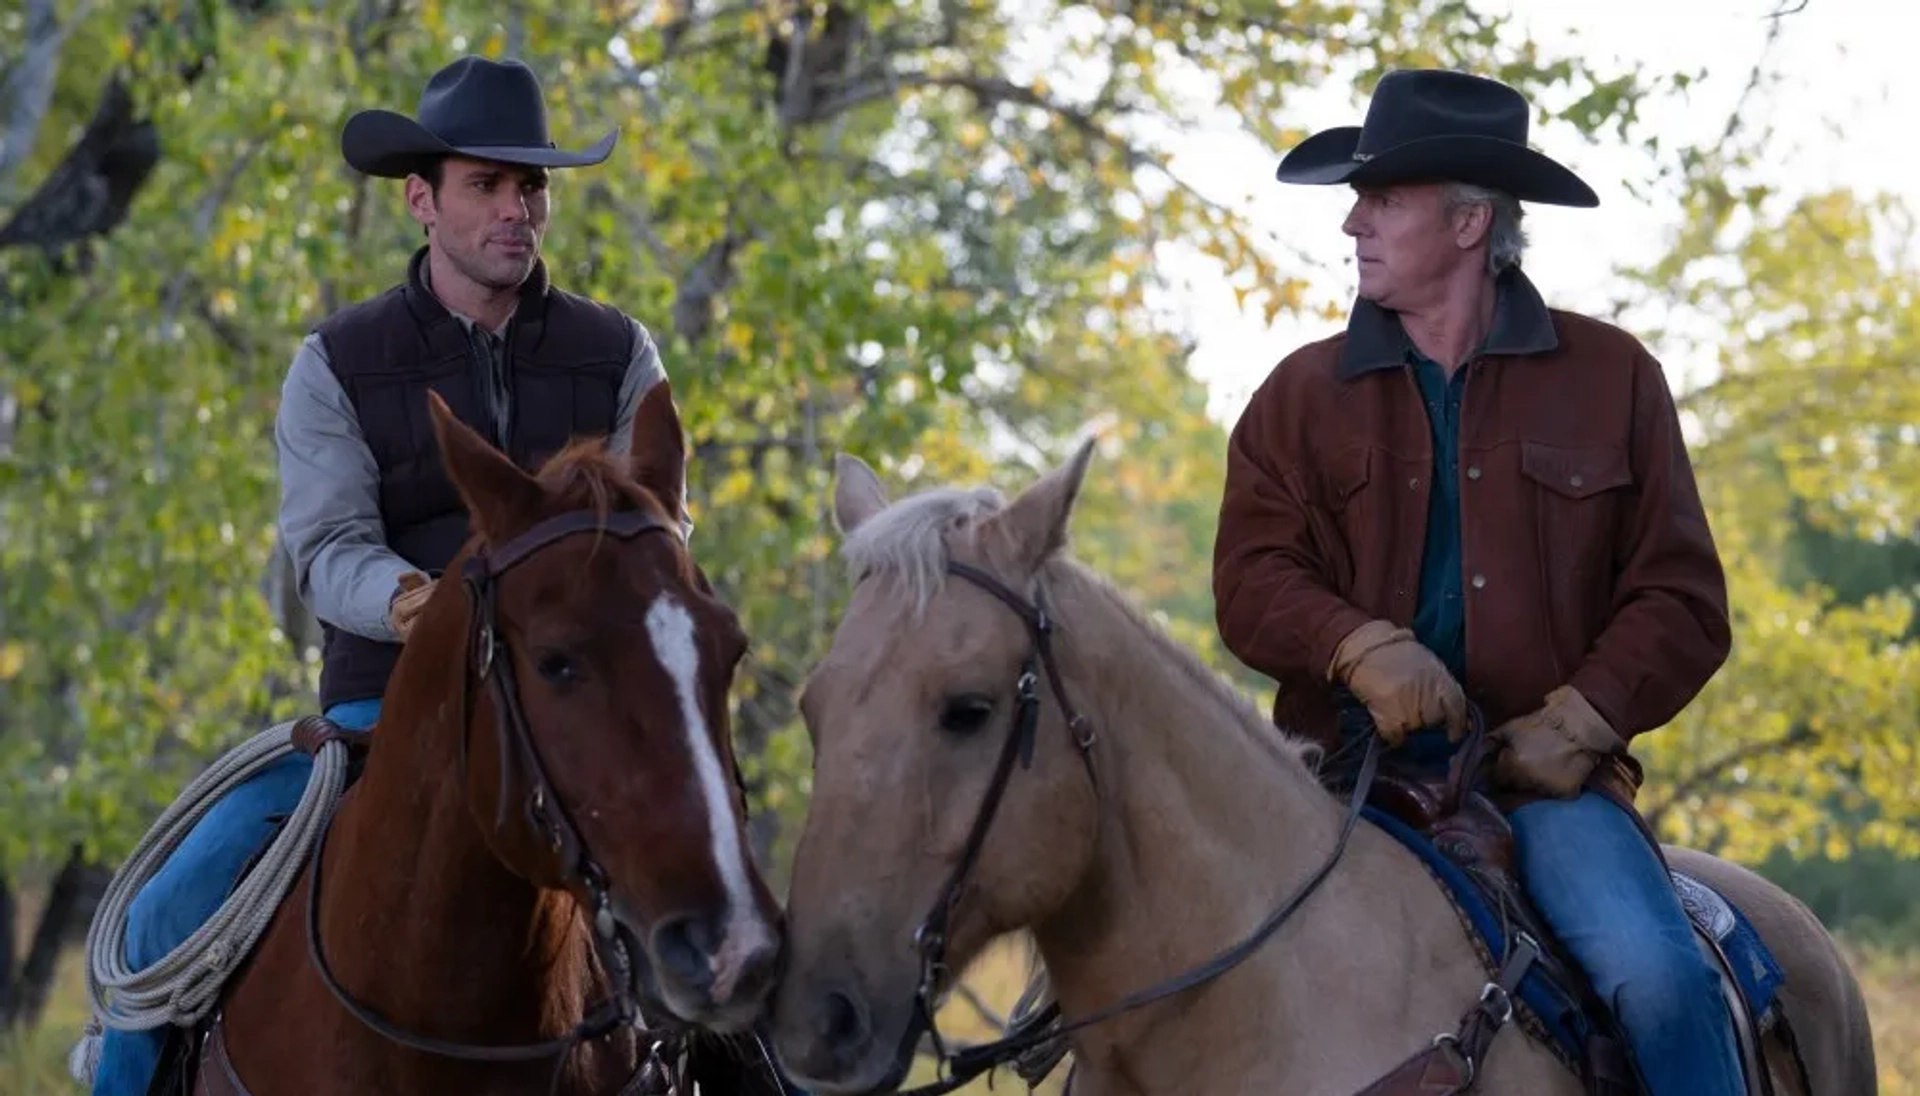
[1327,619,1468,746]
[1490,685,1622,798]
[388,572,434,641]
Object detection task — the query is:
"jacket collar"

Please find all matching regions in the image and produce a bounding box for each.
[1337,266,1559,380]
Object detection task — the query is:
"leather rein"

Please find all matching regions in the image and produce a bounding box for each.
[300,507,689,1093]
[897,560,1386,1096]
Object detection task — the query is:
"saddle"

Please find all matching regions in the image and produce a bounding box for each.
[1341,728,1641,1096]
[1340,717,1795,1096]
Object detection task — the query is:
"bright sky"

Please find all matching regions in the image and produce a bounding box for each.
[1152,0,1920,426]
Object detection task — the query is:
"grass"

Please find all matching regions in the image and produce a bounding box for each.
[6,932,1913,1094]
[1854,939,1920,1093]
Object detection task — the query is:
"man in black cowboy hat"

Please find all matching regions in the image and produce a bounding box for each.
[90,56,677,1096]
[1212,70,1742,1093]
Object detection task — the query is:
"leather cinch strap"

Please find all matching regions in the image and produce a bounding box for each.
[1356,934,1540,1096]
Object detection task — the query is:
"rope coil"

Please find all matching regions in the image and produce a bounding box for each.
[69,719,350,1085]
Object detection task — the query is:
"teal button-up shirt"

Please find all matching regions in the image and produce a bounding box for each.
[1409,345,1469,682]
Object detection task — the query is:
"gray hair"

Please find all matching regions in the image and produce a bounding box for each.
[1443,182,1526,275]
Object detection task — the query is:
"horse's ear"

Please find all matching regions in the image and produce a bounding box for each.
[627,380,687,523]
[984,436,1095,572]
[428,391,543,542]
[832,453,889,533]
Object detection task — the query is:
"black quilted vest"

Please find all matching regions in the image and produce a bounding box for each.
[311,246,633,709]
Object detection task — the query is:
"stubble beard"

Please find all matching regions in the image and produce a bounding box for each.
[447,237,537,292]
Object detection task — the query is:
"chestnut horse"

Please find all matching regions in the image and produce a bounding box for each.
[765,444,1876,1095]
[176,385,790,1094]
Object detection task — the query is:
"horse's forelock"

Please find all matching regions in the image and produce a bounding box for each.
[530,441,691,582]
[839,485,1006,617]
[535,441,664,520]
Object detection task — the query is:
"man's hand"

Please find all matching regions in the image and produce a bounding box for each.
[1328,619,1468,746]
[388,572,434,641]
[1490,685,1622,798]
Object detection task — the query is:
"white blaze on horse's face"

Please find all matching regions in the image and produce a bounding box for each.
[644,593,777,1003]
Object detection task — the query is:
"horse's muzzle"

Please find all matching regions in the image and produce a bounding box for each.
[650,908,782,1029]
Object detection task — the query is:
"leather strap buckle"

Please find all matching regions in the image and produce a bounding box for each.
[1429,1032,1476,1088]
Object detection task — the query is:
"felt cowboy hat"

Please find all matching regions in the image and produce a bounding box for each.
[1275,68,1598,207]
[341,55,617,179]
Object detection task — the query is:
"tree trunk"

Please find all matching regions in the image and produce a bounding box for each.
[0,844,106,1033]
[0,873,18,1026]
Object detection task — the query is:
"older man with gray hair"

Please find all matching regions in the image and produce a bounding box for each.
[1212,69,1742,1094]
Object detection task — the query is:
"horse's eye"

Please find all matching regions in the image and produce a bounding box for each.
[536,650,583,686]
[939,694,994,735]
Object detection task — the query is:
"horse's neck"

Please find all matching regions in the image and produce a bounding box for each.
[1024,572,1522,1092]
[1029,570,1359,1071]
[316,702,603,1082]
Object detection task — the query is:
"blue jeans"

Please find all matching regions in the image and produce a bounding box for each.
[92,698,381,1096]
[1508,792,1745,1096]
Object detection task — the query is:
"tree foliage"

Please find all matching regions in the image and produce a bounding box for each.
[1617,19,1920,860]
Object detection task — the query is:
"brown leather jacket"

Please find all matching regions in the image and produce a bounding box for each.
[1211,271,1730,806]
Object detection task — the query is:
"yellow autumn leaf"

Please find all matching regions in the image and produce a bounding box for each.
[0,643,26,682]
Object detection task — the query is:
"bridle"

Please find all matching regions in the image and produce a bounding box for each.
[898,558,1384,1096]
[301,507,696,1094]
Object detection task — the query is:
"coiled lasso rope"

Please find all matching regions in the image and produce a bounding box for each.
[68,719,351,1085]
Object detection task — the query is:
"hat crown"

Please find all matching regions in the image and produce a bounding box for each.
[416,56,554,150]
[1354,69,1530,159]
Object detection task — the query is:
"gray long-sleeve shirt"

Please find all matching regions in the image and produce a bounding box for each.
[274,311,668,644]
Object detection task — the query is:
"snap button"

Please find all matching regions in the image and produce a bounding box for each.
[1466,466,1482,480]
[1569,474,1584,488]
[1471,574,1487,589]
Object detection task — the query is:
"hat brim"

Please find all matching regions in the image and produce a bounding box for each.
[1275,125,1598,208]
[341,109,618,179]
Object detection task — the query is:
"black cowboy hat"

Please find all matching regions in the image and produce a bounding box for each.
[341,55,617,179]
[1275,68,1598,208]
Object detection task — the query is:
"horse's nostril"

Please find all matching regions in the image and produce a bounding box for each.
[820,988,868,1049]
[653,914,719,987]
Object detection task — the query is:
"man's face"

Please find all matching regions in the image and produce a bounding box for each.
[407,155,551,291]
[1340,182,1482,310]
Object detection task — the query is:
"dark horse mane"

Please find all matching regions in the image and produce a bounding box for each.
[526,439,788,1096]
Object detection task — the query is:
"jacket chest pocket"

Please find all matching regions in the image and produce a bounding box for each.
[1519,440,1634,574]
[1319,444,1376,515]
[1312,444,1384,590]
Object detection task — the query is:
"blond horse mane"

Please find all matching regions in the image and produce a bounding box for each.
[839,480,1323,777]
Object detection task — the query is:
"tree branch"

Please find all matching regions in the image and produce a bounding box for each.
[0,0,87,198]
[809,70,1131,145]
[159,139,265,330]
[1641,722,1820,831]
[0,75,160,256]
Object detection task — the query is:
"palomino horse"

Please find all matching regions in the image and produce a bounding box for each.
[169,385,790,1094]
[765,443,1877,1095]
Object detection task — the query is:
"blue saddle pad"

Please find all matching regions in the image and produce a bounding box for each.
[1363,806,1786,1071]
[1669,869,1787,1018]
[1363,807,1594,1063]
